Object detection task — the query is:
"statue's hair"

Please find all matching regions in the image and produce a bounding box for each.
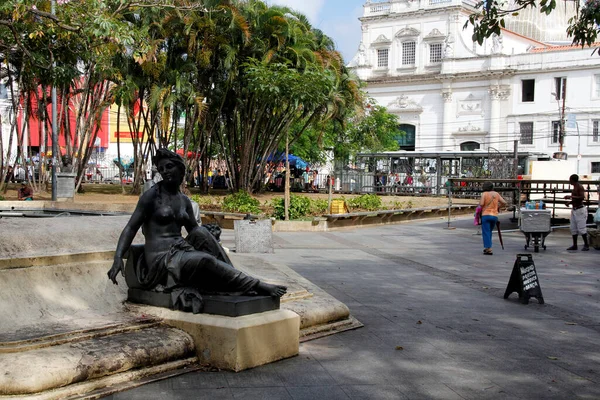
[153,148,186,173]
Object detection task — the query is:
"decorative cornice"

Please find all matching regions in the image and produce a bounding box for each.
[452,122,487,136]
[458,122,481,132]
[424,28,446,42]
[387,94,423,113]
[372,34,392,45]
[441,90,453,103]
[395,27,420,38]
[366,69,517,85]
[489,85,510,101]
[359,5,464,22]
[457,93,484,117]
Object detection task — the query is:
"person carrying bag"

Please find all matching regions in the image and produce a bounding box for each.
[479,182,507,255]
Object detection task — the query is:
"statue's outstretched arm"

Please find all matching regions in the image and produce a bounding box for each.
[108,193,150,284]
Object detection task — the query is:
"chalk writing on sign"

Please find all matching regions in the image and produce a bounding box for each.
[520,265,539,291]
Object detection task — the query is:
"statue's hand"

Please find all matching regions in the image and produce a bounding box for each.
[108,258,124,285]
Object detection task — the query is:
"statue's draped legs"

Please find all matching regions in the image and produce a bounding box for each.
[164,227,259,295]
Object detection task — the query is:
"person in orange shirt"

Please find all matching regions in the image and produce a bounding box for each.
[479,182,507,255]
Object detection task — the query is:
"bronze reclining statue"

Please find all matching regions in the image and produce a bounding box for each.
[108,148,286,313]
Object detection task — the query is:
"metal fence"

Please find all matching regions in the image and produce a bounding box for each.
[263,171,444,196]
[3,164,135,185]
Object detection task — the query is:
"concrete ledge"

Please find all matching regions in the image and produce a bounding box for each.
[202,205,476,231]
[0,325,195,396]
[0,200,135,213]
[200,211,258,230]
[130,306,300,372]
[0,251,115,271]
[3,358,199,400]
[272,219,329,232]
[323,204,477,230]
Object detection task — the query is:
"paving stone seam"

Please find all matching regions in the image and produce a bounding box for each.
[321,232,600,335]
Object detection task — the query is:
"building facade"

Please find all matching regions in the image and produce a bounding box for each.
[0,81,17,166]
[350,0,600,176]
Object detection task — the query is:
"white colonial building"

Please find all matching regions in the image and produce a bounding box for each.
[0,81,16,166]
[350,0,600,176]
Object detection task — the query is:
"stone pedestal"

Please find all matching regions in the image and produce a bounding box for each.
[234,219,274,253]
[150,308,299,371]
[56,173,76,201]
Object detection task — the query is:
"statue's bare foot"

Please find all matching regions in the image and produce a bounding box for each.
[256,282,287,297]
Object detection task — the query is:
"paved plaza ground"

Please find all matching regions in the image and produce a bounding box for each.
[106,214,599,400]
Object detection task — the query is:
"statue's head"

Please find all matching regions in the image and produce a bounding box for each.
[153,148,186,185]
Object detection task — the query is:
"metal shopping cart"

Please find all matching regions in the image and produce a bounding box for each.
[520,208,552,253]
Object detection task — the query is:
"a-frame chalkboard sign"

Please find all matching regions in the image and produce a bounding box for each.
[504,254,544,304]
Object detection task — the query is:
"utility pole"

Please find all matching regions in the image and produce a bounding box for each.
[513,139,518,178]
[559,79,567,152]
[51,0,58,201]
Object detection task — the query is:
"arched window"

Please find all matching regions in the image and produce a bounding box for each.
[398,124,416,151]
[460,141,480,151]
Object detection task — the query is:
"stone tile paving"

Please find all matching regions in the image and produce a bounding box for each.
[111,214,600,399]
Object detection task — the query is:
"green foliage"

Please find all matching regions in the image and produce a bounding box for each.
[271,194,312,220]
[189,194,221,209]
[466,0,599,51]
[311,198,329,214]
[391,199,414,210]
[0,0,367,194]
[346,194,382,211]
[289,101,401,164]
[271,198,285,220]
[568,1,600,52]
[222,191,261,214]
[392,201,405,209]
[0,195,4,201]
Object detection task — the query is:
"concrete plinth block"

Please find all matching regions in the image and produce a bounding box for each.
[141,307,300,371]
[56,173,76,201]
[234,220,274,253]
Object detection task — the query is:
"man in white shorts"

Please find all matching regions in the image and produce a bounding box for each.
[565,174,589,251]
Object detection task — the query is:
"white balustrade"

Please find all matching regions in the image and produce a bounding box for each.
[429,0,453,6]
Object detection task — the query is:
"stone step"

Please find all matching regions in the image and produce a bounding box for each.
[0,319,161,354]
[0,324,196,397]
[4,358,199,400]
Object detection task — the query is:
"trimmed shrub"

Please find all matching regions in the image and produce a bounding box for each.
[346,194,382,211]
[189,194,221,210]
[311,198,329,215]
[222,191,261,214]
[271,194,312,220]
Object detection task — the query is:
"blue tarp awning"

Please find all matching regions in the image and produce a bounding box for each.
[265,153,307,169]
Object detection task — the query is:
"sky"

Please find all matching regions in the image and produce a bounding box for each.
[266,0,365,63]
